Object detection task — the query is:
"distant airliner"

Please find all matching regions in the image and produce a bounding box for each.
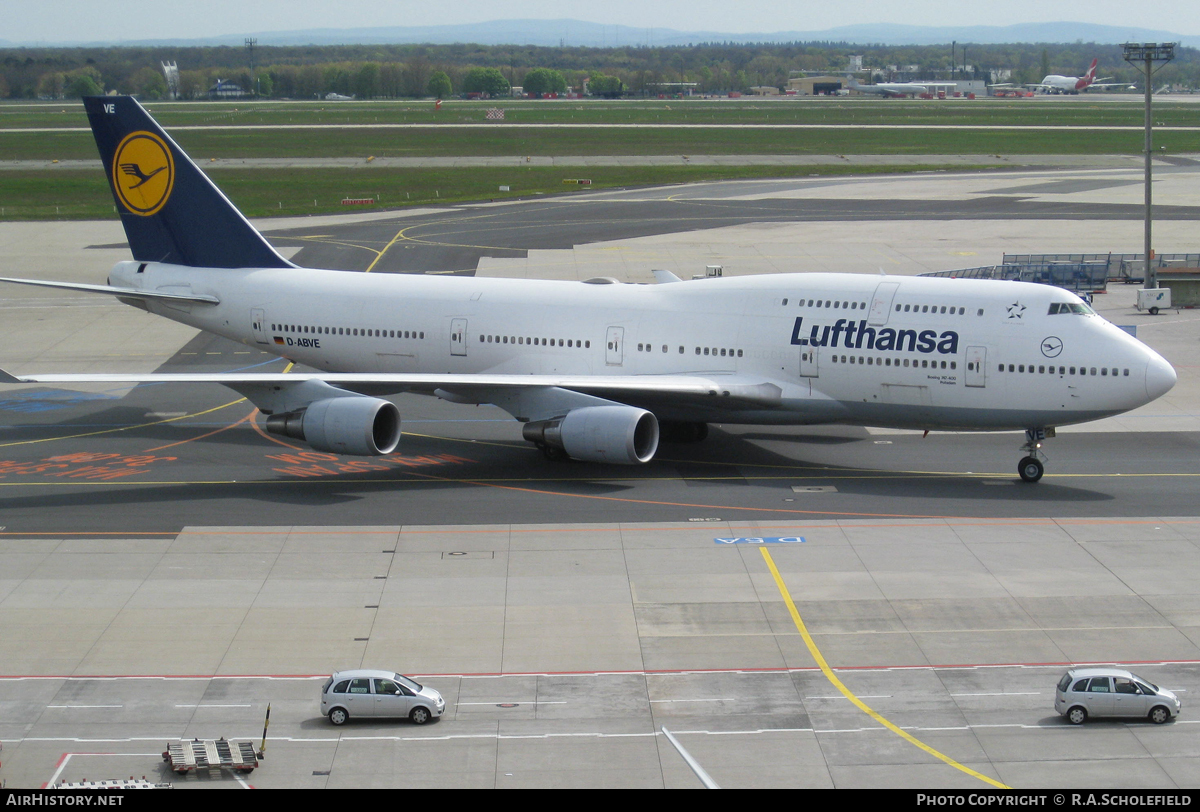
[848,77,957,98]
[1035,59,1118,94]
[0,97,1177,482]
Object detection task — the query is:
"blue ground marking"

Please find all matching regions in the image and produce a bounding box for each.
[714,537,807,545]
[0,389,118,413]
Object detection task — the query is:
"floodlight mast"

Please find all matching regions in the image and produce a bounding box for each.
[1122,42,1176,289]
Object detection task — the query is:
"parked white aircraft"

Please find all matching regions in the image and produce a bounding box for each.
[0,97,1177,482]
[847,77,957,98]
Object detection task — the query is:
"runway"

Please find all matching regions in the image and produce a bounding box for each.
[3,166,1200,788]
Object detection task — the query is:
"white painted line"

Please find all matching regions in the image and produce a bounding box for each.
[455,701,567,705]
[649,698,737,703]
[46,753,162,788]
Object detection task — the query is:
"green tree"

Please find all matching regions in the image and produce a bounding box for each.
[353,62,380,98]
[427,70,452,98]
[129,66,167,99]
[523,67,566,95]
[588,72,623,98]
[402,54,431,97]
[66,68,103,97]
[379,62,403,97]
[178,69,206,99]
[462,66,509,97]
[37,71,66,99]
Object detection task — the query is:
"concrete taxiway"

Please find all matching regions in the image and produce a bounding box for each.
[2,165,1200,788]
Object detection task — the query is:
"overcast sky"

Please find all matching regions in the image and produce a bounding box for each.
[4,0,1200,43]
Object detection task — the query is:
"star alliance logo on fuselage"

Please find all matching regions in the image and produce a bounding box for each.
[111,130,174,216]
[789,317,960,354]
[1007,301,1026,320]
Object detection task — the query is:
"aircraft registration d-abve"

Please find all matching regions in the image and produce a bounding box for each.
[0,97,1177,482]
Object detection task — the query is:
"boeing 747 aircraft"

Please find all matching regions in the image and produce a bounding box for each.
[0,97,1177,482]
[1035,59,1120,94]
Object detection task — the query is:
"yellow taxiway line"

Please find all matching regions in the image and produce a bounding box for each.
[759,546,1009,789]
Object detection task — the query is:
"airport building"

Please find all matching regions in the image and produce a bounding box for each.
[786,75,846,95]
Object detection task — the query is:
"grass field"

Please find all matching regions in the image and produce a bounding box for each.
[2,96,1196,220]
[4,97,1200,128]
[0,163,996,220]
[4,123,1199,161]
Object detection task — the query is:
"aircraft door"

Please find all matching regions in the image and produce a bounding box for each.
[965,346,986,387]
[800,342,819,378]
[867,281,900,326]
[606,327,624,366]
[450,318,467,357]
[251,308,268,344]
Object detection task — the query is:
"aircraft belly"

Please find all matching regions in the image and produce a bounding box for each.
[835,401,1124,431]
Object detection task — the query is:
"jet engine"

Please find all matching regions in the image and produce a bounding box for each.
[523,405,659,464]
[265,397,401,456]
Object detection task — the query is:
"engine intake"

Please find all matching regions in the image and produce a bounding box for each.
[266,397,401,456]
[523,405,659,464]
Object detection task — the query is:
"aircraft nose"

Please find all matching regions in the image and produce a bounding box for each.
[1145,353,1177,401]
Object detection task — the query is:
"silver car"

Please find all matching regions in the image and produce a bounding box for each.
[321,669,445,726]
[1055,667,1180,725]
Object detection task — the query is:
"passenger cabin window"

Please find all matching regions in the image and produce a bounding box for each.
[349,678,371,694]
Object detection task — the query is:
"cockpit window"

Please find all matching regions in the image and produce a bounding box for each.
[1048,303,1095,316]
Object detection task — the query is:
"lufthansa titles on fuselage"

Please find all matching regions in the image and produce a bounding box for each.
[790,317,960,355]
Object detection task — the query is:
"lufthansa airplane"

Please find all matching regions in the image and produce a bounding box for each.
[0,97,1178,482]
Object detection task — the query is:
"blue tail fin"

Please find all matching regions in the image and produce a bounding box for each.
[84,96,294,269]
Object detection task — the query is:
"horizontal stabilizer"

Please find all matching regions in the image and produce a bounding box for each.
[0,277,219,305]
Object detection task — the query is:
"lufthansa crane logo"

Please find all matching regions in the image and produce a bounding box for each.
[1041,336,1064,358]
[111,131,174,216]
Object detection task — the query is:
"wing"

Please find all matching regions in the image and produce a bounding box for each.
[0,368,784,422]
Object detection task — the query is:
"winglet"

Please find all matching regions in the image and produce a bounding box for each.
[0,367,23,384]
[652,269,683,284]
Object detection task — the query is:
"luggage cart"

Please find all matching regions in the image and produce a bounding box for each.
[162,738,259,775]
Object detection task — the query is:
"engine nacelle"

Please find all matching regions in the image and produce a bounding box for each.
[523,405,659,464]
[265,397,401,456]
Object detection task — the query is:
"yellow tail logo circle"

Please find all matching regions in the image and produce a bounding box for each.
[112,131,174,216]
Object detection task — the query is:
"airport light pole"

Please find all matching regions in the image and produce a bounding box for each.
[1122,42,1175,289]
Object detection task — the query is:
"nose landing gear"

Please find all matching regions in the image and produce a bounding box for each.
[1018,427,1054,483]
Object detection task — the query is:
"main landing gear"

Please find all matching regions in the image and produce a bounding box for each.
[1018,427,1055,483]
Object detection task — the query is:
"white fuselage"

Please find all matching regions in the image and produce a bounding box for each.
[1040,74,1090,93]
[109,261,1174,432]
